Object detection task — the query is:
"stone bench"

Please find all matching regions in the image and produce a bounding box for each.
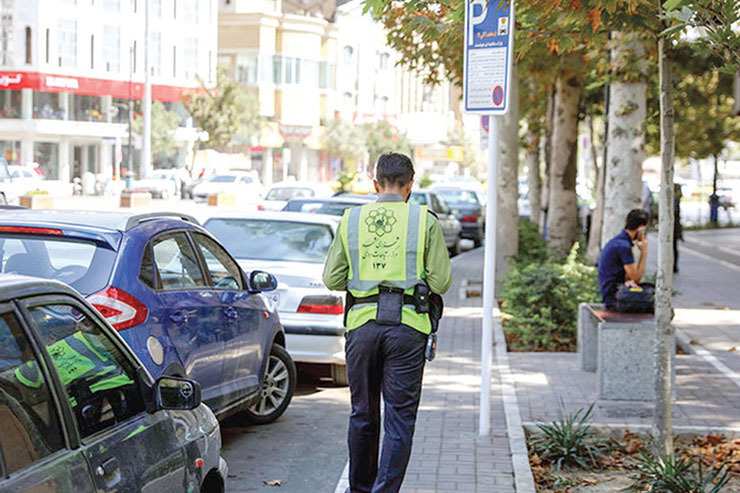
[578,303,674,401]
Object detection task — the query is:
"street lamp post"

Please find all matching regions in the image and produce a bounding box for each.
[142,0,152,179]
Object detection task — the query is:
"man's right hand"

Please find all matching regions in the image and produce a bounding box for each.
[636,230,648,252]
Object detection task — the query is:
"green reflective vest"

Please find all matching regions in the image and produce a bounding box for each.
[341,202,431,334]
[15,331,133,407]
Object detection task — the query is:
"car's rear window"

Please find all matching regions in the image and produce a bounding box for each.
[0,236,116,295]
[435,189,480,206]
[209,175,236,183]
[205,218,333,263]
[266,187,314,201]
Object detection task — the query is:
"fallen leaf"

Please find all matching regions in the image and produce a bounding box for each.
[262,480,282,487]
[690,339,699,345]
[728,347,736,352]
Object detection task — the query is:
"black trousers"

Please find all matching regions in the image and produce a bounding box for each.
[345,320,427,493]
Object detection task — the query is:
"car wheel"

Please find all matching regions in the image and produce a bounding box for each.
[448,240,459,257]
[331,364,349,386]
[243,344,295,424]
[474,238,483,248]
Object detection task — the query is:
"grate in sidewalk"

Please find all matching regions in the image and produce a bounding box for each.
[460,279,482,298]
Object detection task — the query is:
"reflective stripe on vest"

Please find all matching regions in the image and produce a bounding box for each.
[344,202,427,297]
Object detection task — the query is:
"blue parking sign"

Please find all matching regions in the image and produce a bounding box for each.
[463,0,514,115]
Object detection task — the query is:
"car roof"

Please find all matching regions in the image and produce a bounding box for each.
[0,209,200,234]
[287,196,373,205]
[0,274,83,303]
[204,210,339,227]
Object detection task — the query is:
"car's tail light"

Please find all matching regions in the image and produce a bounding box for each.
[461,215,478,223]
[89,286,148,331]
[297,295,344,315]
[0,226,63,235]
[257,204,265,211]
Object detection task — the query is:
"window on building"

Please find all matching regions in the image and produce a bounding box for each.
[182,0,198,23]
[319,61,334,90]
[0,90,22,118]
[150,32,161,75]
[57,19,77,68]
[378,52,390,71]
[103,0,121,10]
[90,34,94,69]
[284,56,293,84]
[33,92,63,120]
[173,0,177,19]
[1,0,15,65]
[151,0,162,18]
[102,25,120,72]
[172,45,176,77]
[343,92,353,107]
[235,53,257,85]
[24,27,31,64]
[217,53,232,75]
[272,55,282,84]
[133,40,137,72]
[45,28,49,63]
[343,46,353,65]
[184,37,198,78]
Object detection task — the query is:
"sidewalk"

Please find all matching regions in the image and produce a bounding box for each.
[509,229,740,435]
[334,247,529,493]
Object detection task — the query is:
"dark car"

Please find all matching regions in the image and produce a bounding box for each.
[0,210,295,424]
[0,275,227,492]
[430,186,486,247]
[282,196,375,216]
[409,190,462,254]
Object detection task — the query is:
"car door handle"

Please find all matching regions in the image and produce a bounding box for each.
[96,457,119,478]
[223,307,238,320]
[170,311,186,324]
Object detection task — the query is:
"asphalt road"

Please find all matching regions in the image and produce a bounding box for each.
[220,372,350,492]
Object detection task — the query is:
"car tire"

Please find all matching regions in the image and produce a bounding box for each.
[448,241,459,257]
[242,344,295,425]
[474,238,483,249]
[331,363,349,386]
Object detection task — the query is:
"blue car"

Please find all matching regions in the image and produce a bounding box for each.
[0,210,295,424]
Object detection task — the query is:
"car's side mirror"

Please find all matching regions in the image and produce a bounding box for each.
[248,270,278,293]
[154,376,201,411]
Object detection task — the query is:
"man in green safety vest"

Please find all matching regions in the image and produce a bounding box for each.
[323,153,452,493]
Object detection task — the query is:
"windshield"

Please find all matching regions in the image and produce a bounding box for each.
[208,175,236,183]
[435,189,480,206]
[0,236,116,295]
[266,187,314,201]
[205,218,333,263]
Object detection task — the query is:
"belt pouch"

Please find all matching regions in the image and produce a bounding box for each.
[376,291,403,325]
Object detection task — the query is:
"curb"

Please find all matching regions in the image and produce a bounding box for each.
[523,421,740,440]
[492,310,536,493]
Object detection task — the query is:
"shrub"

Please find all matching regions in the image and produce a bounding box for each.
[529,404,613,471]
[632,451,730,492]
[502,242,600,352]
[513,219,548,266]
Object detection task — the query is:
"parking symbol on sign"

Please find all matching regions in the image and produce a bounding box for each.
[492,86,504,106]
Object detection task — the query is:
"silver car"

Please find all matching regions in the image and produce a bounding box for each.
[203,212,348,385]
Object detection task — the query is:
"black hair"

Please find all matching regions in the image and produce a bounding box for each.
[625,209,649,230]
[375,153,414,189]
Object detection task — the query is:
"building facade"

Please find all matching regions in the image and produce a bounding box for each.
[218,0,338,186]
[0,0,216,182]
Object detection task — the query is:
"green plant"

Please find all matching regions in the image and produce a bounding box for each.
[529,403,612,471]
[335,171,357,194]
[513,220,548,266]
[502,243,600,351]
[419,174,434,189]
[632,451,730,492]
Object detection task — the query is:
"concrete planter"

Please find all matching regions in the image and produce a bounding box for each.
[120,192,152,208]
[19,195,54,209]
[208,193,236,207]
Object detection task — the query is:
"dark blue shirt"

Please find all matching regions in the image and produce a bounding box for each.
[597,230,634,307]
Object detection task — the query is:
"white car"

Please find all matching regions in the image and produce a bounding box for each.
[193,171,264,203]
[133,169,180,199]
[203,211,348,385]
[8,165,43,194]
[259,181,334,211]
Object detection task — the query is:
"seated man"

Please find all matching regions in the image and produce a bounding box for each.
[598,209,649,309]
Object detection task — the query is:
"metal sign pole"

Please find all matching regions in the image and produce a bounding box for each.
[479,116,499,437]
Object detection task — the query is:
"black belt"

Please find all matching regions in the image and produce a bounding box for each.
[353,294,416,306]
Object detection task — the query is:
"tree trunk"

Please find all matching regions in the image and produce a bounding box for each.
[539,87,555,235]
[546,72,581,258]
[733,70,740,116]
[601,32,648,246]
[653,25,675,459]
[586,115,605,263]
[526,129,542,228]
[497,63,520,286]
